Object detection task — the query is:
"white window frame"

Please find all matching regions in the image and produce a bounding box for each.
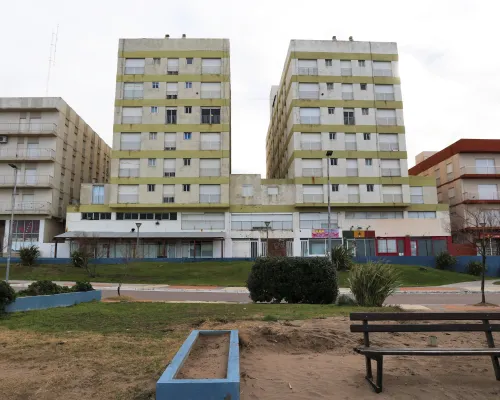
[183,184,191,192]
[185,82,192,89]
[325,59,333,66]
[365,158,373,166]
[152,82,159,89]
[184,132,192,140]
[148,158,156,167]
[183,158,191,166]
[149,132,157,140]
[329,132,336,140]
[363,133,371,140]
[151,106,158,114]
[147,184,155,192]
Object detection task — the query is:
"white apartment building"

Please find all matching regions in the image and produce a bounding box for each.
[0,97,110,256]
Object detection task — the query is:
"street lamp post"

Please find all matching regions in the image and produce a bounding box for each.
[264,221,271,256]
[5,164,18,282]
[135,222,142,258]
[326,151,333,258]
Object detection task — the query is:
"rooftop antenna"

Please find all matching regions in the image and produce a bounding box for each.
[45,24,59,96]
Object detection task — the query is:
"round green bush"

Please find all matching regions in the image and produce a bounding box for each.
[466,261,484,277]
[19,280,71,297]
[435,252,457,270]
[19,245,40,266]
[246,257,338,304]
[0,281,16,313]
[72,281,94,292]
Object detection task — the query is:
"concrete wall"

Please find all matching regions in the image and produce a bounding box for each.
[5,290,102,313]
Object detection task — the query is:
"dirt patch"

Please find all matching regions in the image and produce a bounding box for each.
[176,333,229,379]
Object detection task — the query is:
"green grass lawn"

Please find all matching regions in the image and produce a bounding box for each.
[0,261,486,287]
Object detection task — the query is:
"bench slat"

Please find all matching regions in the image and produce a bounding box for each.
[351,324,500,333]
[355,347,500,356]
[350,312,500,321]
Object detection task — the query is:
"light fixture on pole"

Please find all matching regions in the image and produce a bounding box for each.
[5,164,18,282]
[135,222,142,258]
[264,221,271,256]
[325,150,333,258]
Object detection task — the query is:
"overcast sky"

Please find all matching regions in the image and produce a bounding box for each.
[1,0,498,176]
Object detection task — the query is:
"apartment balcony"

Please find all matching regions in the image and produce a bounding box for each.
[0,148,55,161]
[0,174,54,187]
[121,142,141,151]
[121,116,142,124]
[460,166,500,177]
[118,169,140,178]
[344,116,355,125]
[163,170,176,177]
[300,141,322,150]
[302,168,323,177]
[383,194,403,203]
[346,168,358,177]
[200,141,221,150]
[300,116,320,124]
[463,191,500,202]
[166,115,177,124]
[342,92,354,100]
[167,66,179,75]
[377,117,397,126]
[298,67,318,75]
[166,91,178,99]
[164,141,176,150]
[199,168,221,177]
[201,115,221,124]
[202,66,221,75]
[201,91,221,99]
[373,69,393,77]
[163,196,175,203]
[411,195,424,204]
[375,93,395,101]
[381,168,401,177]
[2,201,52,214]
[124,67,144,74]
[299,91,320,99]
[199,194,221,203]
[379,142,399,151]
[0,123,58,136]
[341,68,352,76]
[303,194,323,203]
[123,90,144,99]
[348,194,360,203]
[345,142,357,151]
[118,194,139,203]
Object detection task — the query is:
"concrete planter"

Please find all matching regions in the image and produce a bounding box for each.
[5,290,101,313]
[157,330,240,400]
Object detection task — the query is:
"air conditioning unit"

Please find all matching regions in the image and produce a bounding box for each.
[0,136,8,144]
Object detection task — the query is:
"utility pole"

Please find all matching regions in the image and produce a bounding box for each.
[135,222,142,258]
[264,221,271,256]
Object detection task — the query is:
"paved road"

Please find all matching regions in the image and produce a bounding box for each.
[103,289,500,305]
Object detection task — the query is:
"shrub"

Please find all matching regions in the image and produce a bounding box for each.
[71,250,86,269]
[18,280,71,297]
[466,261,484,277]
[336,293,358,306]
[0,281,16,313]
[331,246,354,271]
[348,261,400,307]
[19,245,40,266]
[72,281,94,292]
[246,257,338,304]
[436,252,457,270]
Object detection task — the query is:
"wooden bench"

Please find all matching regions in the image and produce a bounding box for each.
[350,312,500,393]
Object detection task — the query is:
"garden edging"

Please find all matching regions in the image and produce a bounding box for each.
[5,290,101,313]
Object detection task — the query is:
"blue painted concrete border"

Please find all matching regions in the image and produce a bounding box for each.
[5,290,101,313]
[156,330,239,400]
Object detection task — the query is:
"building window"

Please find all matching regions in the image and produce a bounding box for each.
[12,220,40,246]
[365,158,373,166]
[360,83,367,90]
[330,158,338,166]
[185,106,192,114]
[242,184,254,197]
[183,184,191,192]
[331,184,339,192]
[185,82,192,89]
[149,132,157,140]
[367,184,374,192]
[147,184,156,192]
[183,158,191,166]
[363,133,371,140]
[152,82,159,89]
[267,186,278,195]
[186,58,193,65]
[92,185,104,204]
[150,106,158,114]
[328,107,335,115]
[166,109,177,124]
[148,158,156,167]
[183,132,192,140]
[325,59,333,66]
[327,83,334,90]
[358,60,366,67]
[153,58,160,65]
[362,108,369,115]
[344,109,355,125]
[378,239,397,254]
[329,132,336,140]
[408,211,437,219]
[82,212,111,220]
[448,188,455,198]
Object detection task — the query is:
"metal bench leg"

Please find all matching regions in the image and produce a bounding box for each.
[364,355,383,393]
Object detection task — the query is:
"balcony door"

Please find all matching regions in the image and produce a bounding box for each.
[27,143,39,158]
[475,159,495,174]
[25,167,37,185]
[22,194,34,210]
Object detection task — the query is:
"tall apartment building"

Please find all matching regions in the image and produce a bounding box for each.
[0,97,111,256]
[410,139,500,255]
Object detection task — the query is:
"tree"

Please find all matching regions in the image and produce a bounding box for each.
[70,233,106,278]
[450,206,500,305]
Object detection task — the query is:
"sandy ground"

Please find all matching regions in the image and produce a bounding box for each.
[0,318,499,399]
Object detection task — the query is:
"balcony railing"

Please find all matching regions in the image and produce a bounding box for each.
[411,195,424,204]
[163,170,176,177]
[0,148,55,160]
[345,142,357,151]
[298,67,318,75]
[166,91,178,99]
[303,194,323,203]
[383,194,403,203]
[199,168,221,177]
[167,66,179,74]
[201,91,221,99]
[118,194,139,203]
[118,169,140,178]
[342,92,354,100]
[379,142,399,151]
[464,191,500,201]
[300,116,320,124]
[164,141,176,150]
[381,168,401,177]
[348,194,360,203]
[299,91,320,99]
[300,141,322,150]
[201,115,221,124]
[341,68,352,76]
[375,93,395,101]
[163,196,175,203]
[202,66,221,74]
[199,194,221,203]
[0,174,54,186]
[460,166,500,175]
[120,142,141,151]
[302,168,323,177]
[377,117,397,126]
[122,116,142,124]
[124,67,144,74]
[200,141,221,150]
[373,69,392,77]
[0,123,57,135]
[4,201,52,214]
[123,90,144,99]
[346,168,358,177]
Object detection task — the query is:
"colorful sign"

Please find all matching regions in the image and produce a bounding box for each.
[312,229,341,238]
